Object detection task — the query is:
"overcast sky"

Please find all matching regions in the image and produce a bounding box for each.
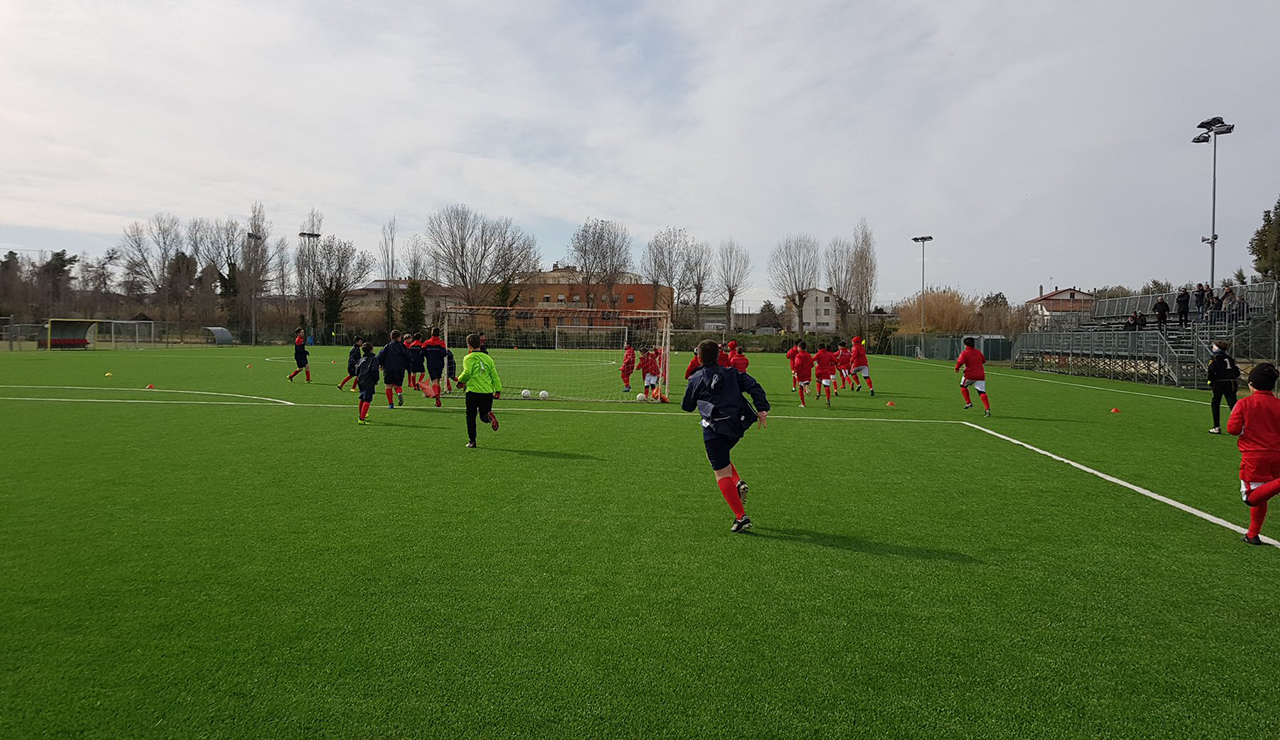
[2,0,1278,308]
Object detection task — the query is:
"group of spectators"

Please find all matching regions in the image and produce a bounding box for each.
[1123,284,1247,331]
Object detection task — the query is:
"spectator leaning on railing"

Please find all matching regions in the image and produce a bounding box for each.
[1195,283,1207,321]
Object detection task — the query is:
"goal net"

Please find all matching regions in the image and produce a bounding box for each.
[443,305,670,402]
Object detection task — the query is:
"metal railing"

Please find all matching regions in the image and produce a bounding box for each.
[1092,283,1277,321]
[1013,331,1188,386]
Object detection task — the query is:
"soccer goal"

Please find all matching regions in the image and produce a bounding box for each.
[554,325,628,351]
[443,305,670,402]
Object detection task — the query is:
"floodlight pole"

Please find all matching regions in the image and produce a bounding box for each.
[912,236,934,356]
[1193,117,1233,288]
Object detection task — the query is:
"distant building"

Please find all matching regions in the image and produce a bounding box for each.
[510,263,673,326]
[1027,286,1093,329]
[783,288,839,332]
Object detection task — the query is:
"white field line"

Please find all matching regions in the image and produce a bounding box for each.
[960,421,1278,547]
[876,355,1208,406]
[0,384,293,405]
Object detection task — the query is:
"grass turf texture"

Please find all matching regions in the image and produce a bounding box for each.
[1,347,1278,738]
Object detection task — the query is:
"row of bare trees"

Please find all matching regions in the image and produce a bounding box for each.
[766,218,879,334]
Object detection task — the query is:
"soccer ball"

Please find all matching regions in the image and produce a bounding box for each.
[521,389,531,399]
[636,393,646,402]
[538,390,549,400]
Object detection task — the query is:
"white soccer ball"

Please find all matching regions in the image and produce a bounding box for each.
[539,390,549,400]
[636,393,646,402]
[521,389,531,399]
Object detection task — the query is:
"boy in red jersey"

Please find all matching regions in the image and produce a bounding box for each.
[1229,363,1280,545]
[685,344,732,379]
[834,341,853,388]
[408,333,426,390]
[620,342,636,393]
[848,335,875,396]
[421,328,448,406]
[955,337,989,416]
[287,328,311,382]
[785,343,801,392]
[813,342,837,406]
[638,347,660,401]
[791,341,813,408]
[729,345,749,372]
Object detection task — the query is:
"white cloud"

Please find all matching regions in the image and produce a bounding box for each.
[2,0,1279,305]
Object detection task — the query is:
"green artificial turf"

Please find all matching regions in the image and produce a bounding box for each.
[1,347,1277,738]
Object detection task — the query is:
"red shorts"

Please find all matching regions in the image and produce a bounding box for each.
[1240,456,1280,484]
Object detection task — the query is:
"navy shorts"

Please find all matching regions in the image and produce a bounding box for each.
[295,354,308,369]
[347,362,357,376]
[411,359,425,373]
[384,371,404,387]
[427,366,444,381]
[358,387,375,402]
[704,434,739,470]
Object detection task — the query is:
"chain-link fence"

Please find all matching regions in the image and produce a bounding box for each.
[884,335,1012,361]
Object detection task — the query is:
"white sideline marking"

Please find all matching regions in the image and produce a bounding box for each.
[877,355,1208,406]
[961,421,1279,547]
[0,397,282,407]
[0,384,294,405]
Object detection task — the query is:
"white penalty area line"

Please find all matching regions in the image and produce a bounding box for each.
[961,421,1279,548]
[877,355,1208,406]
[0,384,294,405]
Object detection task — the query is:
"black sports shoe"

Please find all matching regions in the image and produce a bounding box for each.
[869,389,875,396]
[736,479,749,505]
[984,410,991,417]
[465,441,477,448]
[1243,534,1263,546]
[730,516,752,533]
[397,394,404,407]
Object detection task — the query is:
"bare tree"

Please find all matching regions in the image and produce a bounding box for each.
[380,216,398,332]
[716,239,752,332]
[403,233,431,281]
[426,205,539,306]
[295,209,323,329]
[641,227,690,317]
[825,236,856,335]
[851,218,878,334]
[767,234,821,333]
[685,240,714,329]
[305,235,374,330]
[568,218,633,309]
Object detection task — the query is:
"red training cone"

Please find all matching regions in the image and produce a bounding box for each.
[146,384,154,389]
[886,401,896,407]
[246,364,252,368]
[1110,407,1120,414]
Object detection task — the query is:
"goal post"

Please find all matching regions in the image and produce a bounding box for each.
[442,305,670,402]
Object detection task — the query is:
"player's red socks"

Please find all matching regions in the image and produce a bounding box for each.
[961,387,972,405]
[730,464,740,485]
[305,369,311,382]
[825,385,832,402]
[288,369,300,380]
[358,401,370,420]
[979,392,990,411]
[865,378,873,391]
[395,385,403,395]
[1247,478,1280,506]
[339,375,353,389]
[385,387,394,404]
[717,476,745,519]
[799,387,806,406]
[792,376,797,390]
[1248,502,1268,539]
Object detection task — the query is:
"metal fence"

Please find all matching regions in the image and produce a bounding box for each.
[1012,331,1189,386]
[1093,282,1277,321]
[885,335,1012,362]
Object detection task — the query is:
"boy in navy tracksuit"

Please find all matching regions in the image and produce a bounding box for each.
[377,330,411,408]
[421,328,448,407]
[354,342,379,424]
[337,336,363,391]
[409,332,426,390]
[681,339,770,533]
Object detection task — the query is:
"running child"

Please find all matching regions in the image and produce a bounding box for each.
[445,347,458,393]
[813,342,837,406]
[621,342,636,393]
[849,335,875,396]
[408,332,426,390]
[955,337,989,416]
[786,342,801,392]
[457,332,502,448]
[287,328,311,382]
[421,328,448,407]
[377,330,411,408]
[354,342,378,424]
[729,345,749,372]
[791,341,813,408]
[337,335,363,391]
[835,341,853,389]
[1229,363,1280,545]
[681,339,770,533]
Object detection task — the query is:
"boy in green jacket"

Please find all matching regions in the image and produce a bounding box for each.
[457,332,502,448]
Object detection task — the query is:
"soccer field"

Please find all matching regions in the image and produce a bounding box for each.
[2,346,1277,739]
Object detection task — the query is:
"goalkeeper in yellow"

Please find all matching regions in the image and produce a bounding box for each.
[457,332,502,448]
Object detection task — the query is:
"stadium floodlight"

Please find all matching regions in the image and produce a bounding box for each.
[1191,117,1234,287]
[911,236,934,357]
[299,231,321,239]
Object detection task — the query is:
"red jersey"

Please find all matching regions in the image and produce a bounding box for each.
[639,354,658,376]
[813,348,836,378]
[295,335,304,347]
[685,356,701,380]
[729,352,749,372]
[850,343,868,368]
[955,347,986,381]
[791,350,814,380]
[834,348,853,369]
[786,346,799,362]
[621,347,635,371]
[1229,390,1280,460]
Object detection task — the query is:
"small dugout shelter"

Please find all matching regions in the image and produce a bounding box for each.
[203,327,235,346]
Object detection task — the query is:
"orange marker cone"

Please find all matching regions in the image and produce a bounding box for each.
[886,401,896,407]
[246,364,252,368]
[146,384,154,389]
[1110,407,1120,414]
